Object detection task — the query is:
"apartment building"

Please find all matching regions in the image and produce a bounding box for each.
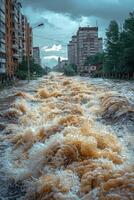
[0,0,6,76]
[21,15,33,61]
[77,27,102,72]
[18,3,23,63]
[33,47,41,65]
[98,37,103,53]
[68,35,77,66]
[57,57,68,71]
[6,0,21,78]
[0,0,33,80]
[68,26,103,73]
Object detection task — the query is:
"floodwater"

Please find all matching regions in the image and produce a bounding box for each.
[0,73,134,200]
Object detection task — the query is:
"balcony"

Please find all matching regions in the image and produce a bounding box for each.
[0,57,6,63]
[12,36,18,44]
[13,53,19,58]
[12,9,18,15]
[12,44,18,49]
[0,64,6,74]
[0,3,5,13]
[0,26,5,34]
[0,46,6,53]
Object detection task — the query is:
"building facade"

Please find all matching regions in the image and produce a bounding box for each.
[57,57,68,71]
[68,26,103,73]
[6,0,21,78]
[33,47,41,65]
[0,0,6,76]
[21,15,33,61]
[22,15,33,58]
[77,27,102,72]
[0,0,33,81]
[68,35,77,66]
[60,60,68,70]
[98,37,103,53]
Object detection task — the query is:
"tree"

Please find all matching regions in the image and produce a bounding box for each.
[64,64,77,76]
[85,53,104,66]
[16,57,46,80]
[120,12,134,73]
[70,64,77,73]
[104,20,120,73]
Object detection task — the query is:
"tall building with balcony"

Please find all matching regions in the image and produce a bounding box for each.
[26,24,33,58]
[0,0,6,76]
[98,37,103,53]
[0,0,33,80]
[77,27,102,72]
[68,35,77,66]
[18,2,23,63]
[21,15,33,61]
[68,26,103,73]
[33,47,41,65]
[5,0,22,78]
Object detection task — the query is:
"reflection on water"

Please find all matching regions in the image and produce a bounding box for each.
[0,73,134,200]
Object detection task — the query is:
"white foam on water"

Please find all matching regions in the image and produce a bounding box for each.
[0,75,134,199]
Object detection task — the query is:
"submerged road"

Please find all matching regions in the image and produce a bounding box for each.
[0,74,134,200]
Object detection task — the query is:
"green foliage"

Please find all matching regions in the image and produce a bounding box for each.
[104,20,120,73]
[70,64,78,73]
[16,70,28,80]
[120,12,134,72]
[104,12,134,74]
[64,64,77,76]
[52,64,65,73]
[85,53,104,66]
[16,57,46,80]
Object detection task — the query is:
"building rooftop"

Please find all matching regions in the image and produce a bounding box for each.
[78,27,98,31]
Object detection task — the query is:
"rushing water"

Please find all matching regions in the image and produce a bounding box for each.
[0,74,134,200]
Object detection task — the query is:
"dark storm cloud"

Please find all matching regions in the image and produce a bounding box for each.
[22,0,134,20]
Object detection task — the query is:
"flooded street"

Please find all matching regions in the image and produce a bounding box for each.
[0,74,134,200]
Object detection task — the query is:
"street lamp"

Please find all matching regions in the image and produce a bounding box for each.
[33,23,44,29]
[27,23,44,83]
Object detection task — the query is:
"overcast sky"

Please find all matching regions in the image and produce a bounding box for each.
[21,0,134,67]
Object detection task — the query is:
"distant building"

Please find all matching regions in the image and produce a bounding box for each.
[68,35,77,66]
[67,26,103,74]
[58,57,61,68]
[60,60,68,70]
[22,15,33,60]
[33,47,41,65]
[0,0,6,75]
[98,37,103,53]
[57,57,68,71]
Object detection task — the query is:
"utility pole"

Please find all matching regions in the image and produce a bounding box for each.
[27,26,30,83]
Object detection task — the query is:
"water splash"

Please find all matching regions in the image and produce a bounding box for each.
[0,74,134,199]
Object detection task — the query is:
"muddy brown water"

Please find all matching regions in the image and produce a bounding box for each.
[0,78,46,199]
[0,75,134,200]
